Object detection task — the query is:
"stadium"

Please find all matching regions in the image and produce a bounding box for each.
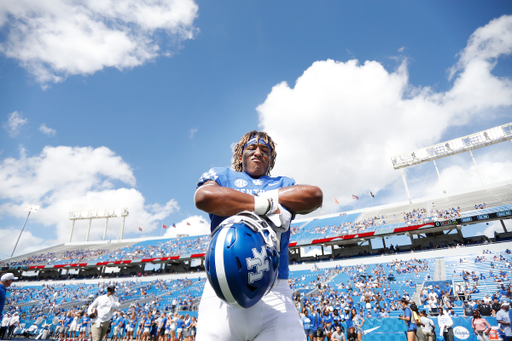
[1,123,512,341]
[2,3,512,341]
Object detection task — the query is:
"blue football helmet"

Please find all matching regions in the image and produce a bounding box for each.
[205,211,280,309]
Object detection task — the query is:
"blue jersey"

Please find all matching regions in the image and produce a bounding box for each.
[82,316,90,326]
[197,167,297,279]
[64,316,73,327]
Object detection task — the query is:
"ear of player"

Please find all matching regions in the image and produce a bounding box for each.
[205,211,280,309]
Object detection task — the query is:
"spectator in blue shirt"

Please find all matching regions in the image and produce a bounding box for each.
[301,309,314,340]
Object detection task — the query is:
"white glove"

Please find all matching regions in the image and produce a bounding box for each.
[253,189,291,233]
[253,189,279,216]
[267,204,292,233]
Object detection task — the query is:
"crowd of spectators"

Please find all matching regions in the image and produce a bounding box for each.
[1,253,57,267]
[56,249,110,263]
[0,249,110,267]
[402,208,428,225]
[290,205,467,241]
[97,236,211,262]
[433,207,461,220]
[3,248,512,341]
[0,199,502,272]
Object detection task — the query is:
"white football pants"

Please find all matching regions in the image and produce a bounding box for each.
[196,279,306,341]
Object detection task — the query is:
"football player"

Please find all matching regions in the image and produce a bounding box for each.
[194,130,323,341]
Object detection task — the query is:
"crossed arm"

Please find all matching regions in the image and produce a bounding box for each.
[194,181,323,217]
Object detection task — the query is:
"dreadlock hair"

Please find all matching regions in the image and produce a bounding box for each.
[232,130,277,175]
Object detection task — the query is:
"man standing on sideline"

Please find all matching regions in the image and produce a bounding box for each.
[194,130,323,341]
[88,284,120,341]
[0,273,17,318]
[496,302,512,341]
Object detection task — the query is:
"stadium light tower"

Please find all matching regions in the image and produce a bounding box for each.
[390,122,512,203]
[68,208,129,242]
[11,204,39,257]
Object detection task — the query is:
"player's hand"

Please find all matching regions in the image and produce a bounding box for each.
[256,189,280,216]
[267,204,292,233]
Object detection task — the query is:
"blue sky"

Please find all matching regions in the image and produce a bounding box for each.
[1,1,512,259]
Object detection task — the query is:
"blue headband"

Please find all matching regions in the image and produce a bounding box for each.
[243,136,272,153]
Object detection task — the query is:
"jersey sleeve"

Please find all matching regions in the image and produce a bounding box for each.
[196,167,229,189]
[281,176,297,187]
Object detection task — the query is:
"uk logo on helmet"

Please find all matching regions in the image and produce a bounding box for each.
[246,246,270,284]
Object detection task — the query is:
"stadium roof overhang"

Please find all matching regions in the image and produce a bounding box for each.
[390,122,512,170]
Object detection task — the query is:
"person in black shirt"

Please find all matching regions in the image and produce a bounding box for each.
[492,298,502,316]
[347,327,357,341]
[478,302,492,317]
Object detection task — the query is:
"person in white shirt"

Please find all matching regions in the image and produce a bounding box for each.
[420,310,435,341]
[331,325,345,341]
[8,312,20,339]
[88,285,121,341]
[437,308,454,341]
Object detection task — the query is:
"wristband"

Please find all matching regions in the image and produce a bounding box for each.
[254,196,270,215]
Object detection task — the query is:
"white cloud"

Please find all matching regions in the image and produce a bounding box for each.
[423,159,512,196]
[163,215,210,238]
[481,221,506,238]
[39,123,56,136]
[449,15,512,80]
[0,0,199,86]
[189,128,198,138]
[0,146,180,253]
[0,228,48,259]
[257,15,512,213]
[398,46,405,53]
[3,111,28,137]
[301,245,331,257]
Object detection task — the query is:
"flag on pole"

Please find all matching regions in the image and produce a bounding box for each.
[172,224,176,228]
[162,224,167,229]
[138,227,142,232]
[187,222,191,226]
[370,191,374,198]
[334,198,339,205]
[352,195,359,200]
